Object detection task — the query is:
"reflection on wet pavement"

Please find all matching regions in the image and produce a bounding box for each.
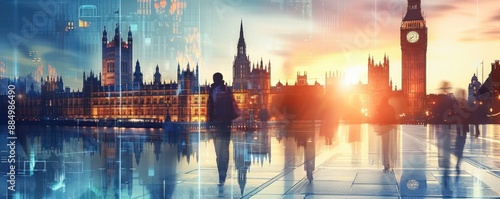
[2,123,500,198]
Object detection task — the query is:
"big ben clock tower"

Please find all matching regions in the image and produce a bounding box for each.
[401,0,427,118]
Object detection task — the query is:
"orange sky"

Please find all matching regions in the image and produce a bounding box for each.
[2,0,498,94]
[202,0,500,95]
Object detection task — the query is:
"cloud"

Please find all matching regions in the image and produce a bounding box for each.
[202,0,407,83]
[461,29,500,42]
[483,29,500,36]
[490,12,500,21]
[427,4,458,14]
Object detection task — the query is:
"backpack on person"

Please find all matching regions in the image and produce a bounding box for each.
[213,86,240,121]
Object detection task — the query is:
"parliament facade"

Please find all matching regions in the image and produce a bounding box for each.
[15,23,273,123]
[12,22,401,124]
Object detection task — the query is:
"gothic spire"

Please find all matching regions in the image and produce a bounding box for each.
[267,60,271,72]
[154,64,161,85]
[102,26,108,43]
[128,26,132,42]
[177,63,181,76]
[237,20,246,56]
[114,23,119,37]
[196,63,199,77]
[239,19,244,41]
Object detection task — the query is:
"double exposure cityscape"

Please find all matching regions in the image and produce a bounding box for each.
[1,0,500,198]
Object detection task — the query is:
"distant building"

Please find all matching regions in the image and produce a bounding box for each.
[490,60,500,116]
[368,55,391,92]
[17,63,206,122]
[296,72,309,86]
[13,21,406,124]
[468,73,481,103]
[368,55,393,111]
[269,74,324,121]
[232,21,251,90]
[232,21,272,121]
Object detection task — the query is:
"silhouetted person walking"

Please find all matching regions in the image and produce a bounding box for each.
[373,96,398,172]
[207,72,238,186]
[319,92,340,145]
[433,81,454,195]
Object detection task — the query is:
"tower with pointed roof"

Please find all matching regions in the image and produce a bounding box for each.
[249,58,271,110]
[468,73,482,103]
[233,20,251,90]
[102,24,134,86]
[176,62,199,122]
[401,0,427,118]
[133,60,143,86]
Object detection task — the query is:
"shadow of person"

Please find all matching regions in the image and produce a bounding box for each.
[453,88,468,177]
[213,123,231,186]
[436,125,452,196]
[304,134,315,183]
[454,132,466,177]
[294,123,316,183]
[233,130,253,196]
[319,93,340,146]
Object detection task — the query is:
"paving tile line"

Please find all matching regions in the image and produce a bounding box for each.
[405,130,500,195]
[241,127,500,198]
[281,156,401,198]
[241,145,338,198]
[281,153,344,195]
[463,136,500,177]
[239,167,295,199]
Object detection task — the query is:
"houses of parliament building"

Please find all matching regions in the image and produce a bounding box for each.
[12,21,399,124]
[14,22,273,123]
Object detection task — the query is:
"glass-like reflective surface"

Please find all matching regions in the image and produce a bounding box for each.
[1,123,500,198]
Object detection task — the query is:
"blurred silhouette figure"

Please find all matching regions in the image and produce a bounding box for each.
[433,81,454,196]
[211,115,231,186]
[469,103,484,137]
[319,92,340,145]
[454,89,468,175]
[207,72,233,186]
[373,96,398,172]
[347,95,362,163]
[295,123,316,182]
[473,123,481,137]
[436,125,452,196]
[455,131,466,172]
[304,133,315,183]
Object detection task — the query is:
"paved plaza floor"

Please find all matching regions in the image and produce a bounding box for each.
[171,124,500,198]
[4,124,500,198]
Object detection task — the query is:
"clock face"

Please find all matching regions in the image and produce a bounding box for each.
[407,31,419,43]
